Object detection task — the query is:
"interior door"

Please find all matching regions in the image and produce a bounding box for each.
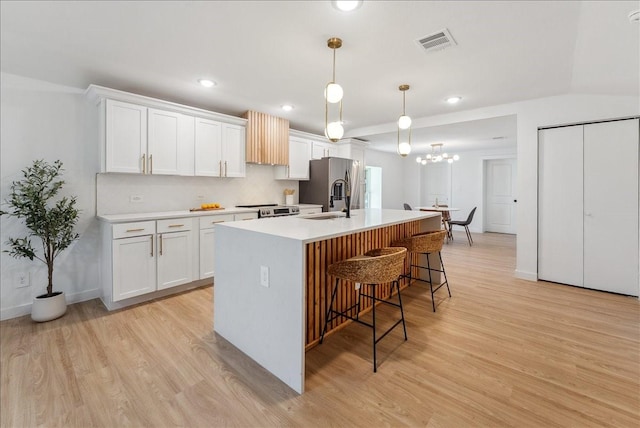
[421,162,451,206]
[485,158,517,234]
[583,119,639,295]
[538,126,584,287]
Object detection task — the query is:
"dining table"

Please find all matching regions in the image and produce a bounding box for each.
[416,206,460,240]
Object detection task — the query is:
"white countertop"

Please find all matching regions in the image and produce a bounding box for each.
[97,207,258,223]
[217,208,440,243]
[97,204,323,223]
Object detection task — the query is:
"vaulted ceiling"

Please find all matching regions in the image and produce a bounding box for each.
[1,1,638,153]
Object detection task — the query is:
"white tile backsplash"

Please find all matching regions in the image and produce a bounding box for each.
[97,164,299,215]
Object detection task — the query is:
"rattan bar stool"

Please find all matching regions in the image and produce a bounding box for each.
[319,247,408,372]
[392,230,451,312]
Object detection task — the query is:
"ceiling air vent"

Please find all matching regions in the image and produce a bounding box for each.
[416,28,457,53]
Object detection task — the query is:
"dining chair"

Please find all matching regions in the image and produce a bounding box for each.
[448,207,477,246]
[403,203,412,210]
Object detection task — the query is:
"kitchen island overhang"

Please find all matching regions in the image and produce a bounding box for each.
[213,208,441,393]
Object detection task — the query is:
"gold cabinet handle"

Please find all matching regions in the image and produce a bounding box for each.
[150,235,154,257]
[211,220,225,224]
[219,160,222,177]
[149,154,153,174]
[142,154,146,174]
[225,160,228,177]
[159,234,163,256]
[168,224,184,228]
[126,228,145,233]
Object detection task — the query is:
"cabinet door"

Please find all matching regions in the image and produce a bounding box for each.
[222,123,246,177]
[583,119,639,295]
[538,126,584,287]
[148,108,183,175]
[195,118,223,176]
[157,231,193,290]
[288,137,311,179]
[199,228,215,279]
[311,142,326,160]
[112,235,156,301]
[326,145,339,157]
[105,100,147,173]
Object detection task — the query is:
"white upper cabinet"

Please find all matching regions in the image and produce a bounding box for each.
[311,141,339,159]
[147,108,194,176]
[105,100,147,173]
[194,119,246,177]
[275,136,312,180]
[194,118,223,176]
[89,85,246,177]
[222,123,246,178]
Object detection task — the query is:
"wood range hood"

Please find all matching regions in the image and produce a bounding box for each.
[242,110,289,166]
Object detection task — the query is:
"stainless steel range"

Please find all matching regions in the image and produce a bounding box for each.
[236,204,300,218]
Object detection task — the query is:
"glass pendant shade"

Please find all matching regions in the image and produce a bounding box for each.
[398,142,411,156]
[325,121,344,141]
[325,83,344,103]
[416,156,422,163]
[398,115,412,130]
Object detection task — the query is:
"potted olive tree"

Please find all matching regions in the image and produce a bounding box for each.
[1,160,79,322]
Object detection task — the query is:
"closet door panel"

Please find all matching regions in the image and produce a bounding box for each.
[583,119,639,295]
[538,126,584,286]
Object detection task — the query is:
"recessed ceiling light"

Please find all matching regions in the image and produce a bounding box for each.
[332,1,363,12]
[198,79,216,88]
[629,10,639,23]
[446,96,462,104]
[281,105,294,112]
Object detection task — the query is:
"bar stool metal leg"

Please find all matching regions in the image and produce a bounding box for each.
[320,278,340,344]
[439,252,451,297]
[371,284,377,372]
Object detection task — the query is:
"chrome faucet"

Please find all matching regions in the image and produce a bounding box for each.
[329,170,351,218]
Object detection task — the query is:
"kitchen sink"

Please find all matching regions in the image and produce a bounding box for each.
[300,212,347,220]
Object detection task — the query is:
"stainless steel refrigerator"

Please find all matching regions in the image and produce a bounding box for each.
[299,157,362,212]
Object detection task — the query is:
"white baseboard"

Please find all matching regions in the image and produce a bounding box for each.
[0,288,101,321]
[514,270,538,281]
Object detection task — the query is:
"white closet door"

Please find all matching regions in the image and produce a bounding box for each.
[538,126,584,286]
[583,119,639,296]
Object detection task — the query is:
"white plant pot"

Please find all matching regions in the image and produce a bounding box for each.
[31,291,67,322]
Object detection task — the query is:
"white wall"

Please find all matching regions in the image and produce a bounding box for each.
[393,93,639,281]
[364,149,406,210]
[0,72,299,320]
[447,147,517,233]
[96,166,297,215]
[1,73,100,319]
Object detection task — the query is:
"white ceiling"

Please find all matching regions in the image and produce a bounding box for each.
[1,1,638,154]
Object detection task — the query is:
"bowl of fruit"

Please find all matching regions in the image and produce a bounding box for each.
[191,203,223,211]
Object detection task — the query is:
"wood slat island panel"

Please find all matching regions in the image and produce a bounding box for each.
[305,220,422,348]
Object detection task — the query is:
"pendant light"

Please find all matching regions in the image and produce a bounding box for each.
[325,37,344,142]
[397,84,412,157]
[416,143,460,164]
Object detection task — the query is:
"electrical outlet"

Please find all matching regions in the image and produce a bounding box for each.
[15,272,30,288]
[197,195,205,200]
[260,265,269,287]
[129,195,144,203]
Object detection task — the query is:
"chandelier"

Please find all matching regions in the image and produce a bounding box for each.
[416,143,460,165]
[397,84,412,157]
[324,37,344,142]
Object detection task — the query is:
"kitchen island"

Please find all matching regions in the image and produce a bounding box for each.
[214,208,441,393]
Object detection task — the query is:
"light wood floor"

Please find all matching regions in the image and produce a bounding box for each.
[2,232,639,427]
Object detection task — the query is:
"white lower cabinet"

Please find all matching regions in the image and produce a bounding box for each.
[108,218,193,303]
[157,219,193,290]
[199,214,235,279]
[113,234,157,301]
[102,212,259,308]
